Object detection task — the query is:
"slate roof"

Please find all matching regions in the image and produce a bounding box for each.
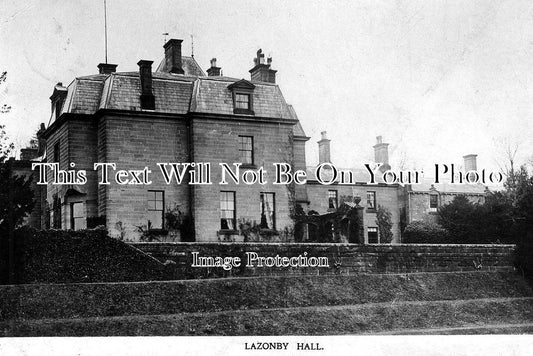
[62,77,106,115]
[288,105,307,137]
[155,56,206,77]
[49,58,300,128]
[409,178,488,194]
[190,77,293,119]
[98,73,194,114]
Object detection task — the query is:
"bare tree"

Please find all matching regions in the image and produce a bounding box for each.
[0,71,11,114]
[493,136,521,183]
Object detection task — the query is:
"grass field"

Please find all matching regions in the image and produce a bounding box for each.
[1,271,532,336]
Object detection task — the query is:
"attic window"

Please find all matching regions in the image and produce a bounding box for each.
[228,79,255,115]
[235,94,250,110]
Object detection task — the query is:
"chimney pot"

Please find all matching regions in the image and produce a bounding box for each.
[97,63,118,74]
[249,48,277,83]
[163,39,184,74]
[207,58,221,76]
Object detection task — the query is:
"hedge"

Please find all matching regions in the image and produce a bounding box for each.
[402,220,449,243]
[0,227,168,284]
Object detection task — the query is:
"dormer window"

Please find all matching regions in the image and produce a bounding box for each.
[49,82,67,124]
[235,93,250,110]
[228,79,255,115]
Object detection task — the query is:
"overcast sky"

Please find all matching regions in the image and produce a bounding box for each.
[1,0,532,173]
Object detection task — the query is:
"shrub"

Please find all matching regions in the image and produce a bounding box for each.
[0,227,168,284]
[515,232,533,281]
[402,220,449,243]
[376,205,393,243]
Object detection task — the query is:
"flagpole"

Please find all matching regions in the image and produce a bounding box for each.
[104,0,108,64]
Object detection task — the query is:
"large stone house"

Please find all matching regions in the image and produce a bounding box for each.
[21,38,490,243]
[37,39,308,242]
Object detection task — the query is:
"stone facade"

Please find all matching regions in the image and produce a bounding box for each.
[35,39,304,242]
[23,38,490,243]
[404,154,488,226]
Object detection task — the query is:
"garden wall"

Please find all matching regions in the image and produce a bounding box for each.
[131,242,516,279]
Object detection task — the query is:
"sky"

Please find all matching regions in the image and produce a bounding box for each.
[1,0,532,174]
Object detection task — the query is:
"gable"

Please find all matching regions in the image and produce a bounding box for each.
[227,79,256,90]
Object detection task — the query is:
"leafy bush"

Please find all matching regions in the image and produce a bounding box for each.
[376,205,393,243]
[437,195,483,243]
[164,205,195,241]
[515,232,533,281]
[437,194,519,244]
[402,220,449,243]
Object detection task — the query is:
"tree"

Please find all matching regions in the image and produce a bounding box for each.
[436,166,532,245]
[0,71,35,283]
[0,71,11,113]
[437,195,483,243]
[376,205,393,243]
[0,126,36,284]
[506,166,533,279]
[0,70,34,230]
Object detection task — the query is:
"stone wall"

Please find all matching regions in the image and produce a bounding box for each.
[132,242,516,279]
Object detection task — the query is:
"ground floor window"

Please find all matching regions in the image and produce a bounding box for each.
[147,190,164,229]
[220,191,236,230]
[52,195,61,229]
[429,194,439,212]
[328,190,338,210]
[70,202,86,230]
[260,192,275,229]
[368,227,379,244]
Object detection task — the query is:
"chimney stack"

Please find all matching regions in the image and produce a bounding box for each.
[37,123,46,156]
[207,58,221,76]
[137,60,155,110]
[249,49,277,83]
[463,154,477,171]
[318,131,331,164]
[97,63,118,74]
[163,39,184,74]
[373,136,391,171]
